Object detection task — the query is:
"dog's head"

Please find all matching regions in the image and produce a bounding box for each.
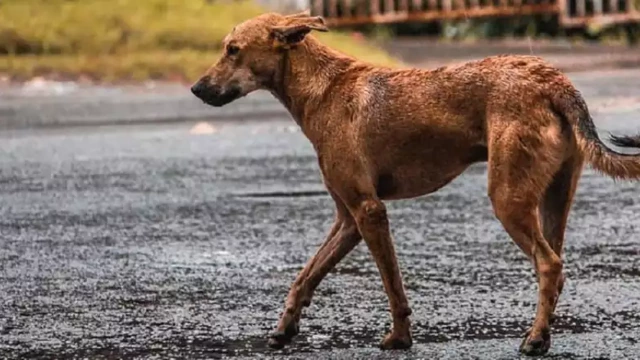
[190,11,329,107]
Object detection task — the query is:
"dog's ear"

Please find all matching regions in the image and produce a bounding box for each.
[270,16,328,48]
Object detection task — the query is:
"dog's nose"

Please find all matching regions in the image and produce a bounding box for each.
[191,81,205,97]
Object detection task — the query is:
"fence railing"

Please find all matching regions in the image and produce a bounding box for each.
[309,0,640,28]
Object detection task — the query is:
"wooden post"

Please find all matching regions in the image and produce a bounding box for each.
[311,0,323,16]
[385,0,395,13]
[611,0,619,12]
[371,0,380,16]
[329,0,338,18]
[399,0,410,12]
[557,0,568,26]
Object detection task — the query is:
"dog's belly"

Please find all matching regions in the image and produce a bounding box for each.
[374,144,488,200]
[355,107,488,200]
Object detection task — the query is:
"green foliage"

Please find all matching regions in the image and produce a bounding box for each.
[0,0,265,55]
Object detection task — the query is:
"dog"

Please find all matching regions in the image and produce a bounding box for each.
[190,11,640,356]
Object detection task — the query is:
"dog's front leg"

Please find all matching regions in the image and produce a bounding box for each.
[347,196,413,350]
[268,194,361,349]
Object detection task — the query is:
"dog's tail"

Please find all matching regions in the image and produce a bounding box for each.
[553,89,640,180]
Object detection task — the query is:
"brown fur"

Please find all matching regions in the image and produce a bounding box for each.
[190,11,640,356]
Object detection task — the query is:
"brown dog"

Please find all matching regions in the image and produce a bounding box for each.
[190,11,640,356]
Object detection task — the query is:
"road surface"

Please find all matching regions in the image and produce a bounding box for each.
[1,70,640,359]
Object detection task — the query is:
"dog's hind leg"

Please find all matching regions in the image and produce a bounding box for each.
[487,120,565,356]
[539,156,583,323]
[268,192,362,349]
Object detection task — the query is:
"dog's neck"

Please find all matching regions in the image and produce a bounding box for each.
[269,36,355,139]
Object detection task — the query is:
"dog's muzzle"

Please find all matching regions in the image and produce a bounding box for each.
[190,79,241,107]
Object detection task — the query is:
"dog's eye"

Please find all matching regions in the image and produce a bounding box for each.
[226,45,240,56]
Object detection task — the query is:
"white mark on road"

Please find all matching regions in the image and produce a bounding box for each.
[190,122,218,135]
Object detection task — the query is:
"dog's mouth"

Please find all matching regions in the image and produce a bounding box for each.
[200,87,242,107]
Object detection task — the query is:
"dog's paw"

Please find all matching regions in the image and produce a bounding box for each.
[519,327,551,356]
[267,321,299,349]
[379,331,413,350]
[267,335,288,350]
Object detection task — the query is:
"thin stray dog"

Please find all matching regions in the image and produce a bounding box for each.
[190,11,640,356]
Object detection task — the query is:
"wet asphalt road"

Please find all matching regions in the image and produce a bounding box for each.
[1,70,640,360]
